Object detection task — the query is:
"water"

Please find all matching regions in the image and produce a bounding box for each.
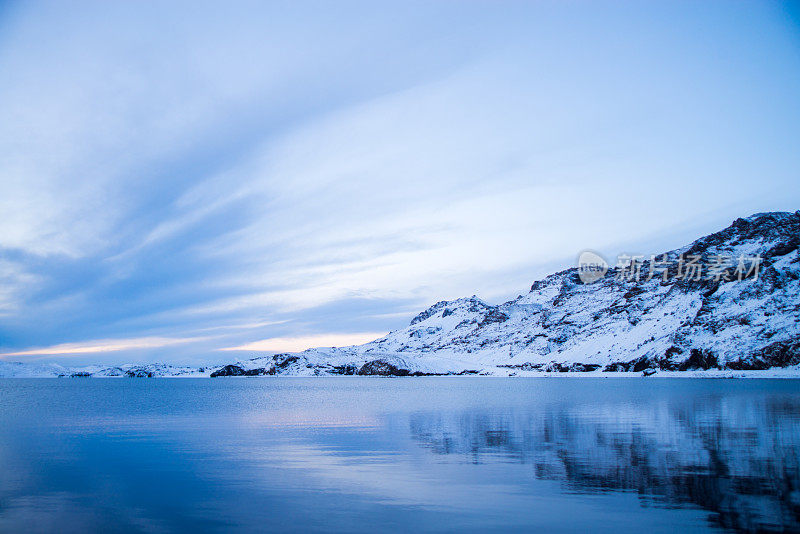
[0,378,798,533]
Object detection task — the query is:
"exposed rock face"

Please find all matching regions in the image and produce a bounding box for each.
[125,368,154,378]
[329,364,359,375]
[273,354,299,370]
[357,359,411,376]
[726,340,800,370]
[210,363,276,377]
[210,365,247,377]
[241,368,271,376]
[677,349,719,371]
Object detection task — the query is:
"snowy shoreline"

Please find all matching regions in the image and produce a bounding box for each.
[1,366,799,379]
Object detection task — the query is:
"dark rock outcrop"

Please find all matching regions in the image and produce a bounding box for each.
[244,367,273,376]
[677,349,719,371]
[329,364,359,375]
[210,364,273,376]
[125,368,154,378]
[539,362,601,372]
[210,365,247,377]
[478,309,509,327]
[726,340,800,370]
[632,357,654,373]
[273,354,299,369]
[357,359,411,376]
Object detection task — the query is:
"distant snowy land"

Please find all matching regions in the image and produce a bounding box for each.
[3,211,799,378]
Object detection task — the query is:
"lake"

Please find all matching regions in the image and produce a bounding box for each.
[0,378,798,533]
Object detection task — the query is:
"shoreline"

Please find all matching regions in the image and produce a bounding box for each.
[1,369,799,379]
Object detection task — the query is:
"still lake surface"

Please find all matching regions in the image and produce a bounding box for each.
[0,378,798,533]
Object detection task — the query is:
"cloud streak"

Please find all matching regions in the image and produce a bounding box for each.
[219,333,388,354]
[0,336,216,358]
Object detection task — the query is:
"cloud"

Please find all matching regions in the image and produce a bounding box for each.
[0,336,215,358]
[219,333,387,353]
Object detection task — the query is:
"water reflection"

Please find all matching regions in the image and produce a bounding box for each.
[0,379,797,533]
[407,395,800,532]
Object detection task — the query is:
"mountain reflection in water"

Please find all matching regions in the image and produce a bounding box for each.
[408,393,800,532]
[0,378,798,533]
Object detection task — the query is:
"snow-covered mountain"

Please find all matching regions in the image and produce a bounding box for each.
[2,211,799,377]
[224,210,800,376]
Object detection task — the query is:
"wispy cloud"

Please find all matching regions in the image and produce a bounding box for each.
[219,333,386,353]
[0,336,215,358]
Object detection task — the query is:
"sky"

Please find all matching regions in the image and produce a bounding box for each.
[1,0,799,365]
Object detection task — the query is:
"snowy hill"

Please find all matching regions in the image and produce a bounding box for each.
[239,210,800,376]
[0,361,208,378]
[2,211,799,377]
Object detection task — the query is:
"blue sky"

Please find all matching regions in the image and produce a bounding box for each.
[1,1,799,364]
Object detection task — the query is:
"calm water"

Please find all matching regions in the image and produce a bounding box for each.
[0,378,798,533]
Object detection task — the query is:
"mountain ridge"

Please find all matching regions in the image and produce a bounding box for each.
[2,211,799,377]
